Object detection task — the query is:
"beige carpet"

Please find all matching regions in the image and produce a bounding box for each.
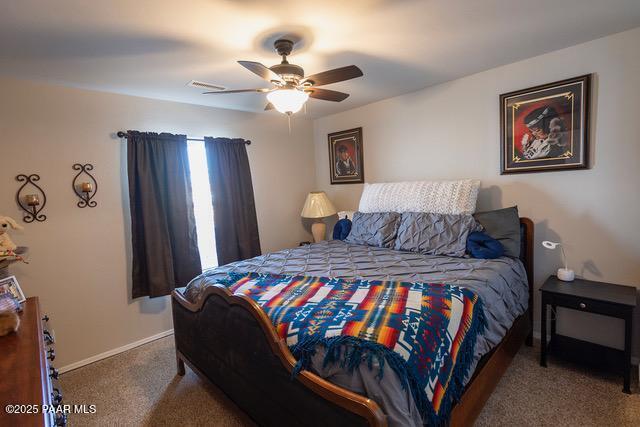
[60,336,639,426]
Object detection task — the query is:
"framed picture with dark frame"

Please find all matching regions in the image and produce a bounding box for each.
[328,127,364,184]
[500,74,591,174]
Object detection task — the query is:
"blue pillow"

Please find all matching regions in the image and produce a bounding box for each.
[333,217,352,240]
[467,231,504,259]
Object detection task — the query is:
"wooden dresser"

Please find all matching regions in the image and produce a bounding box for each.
[0,297,65,426]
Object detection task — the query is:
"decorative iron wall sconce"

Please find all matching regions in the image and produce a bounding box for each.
[16,174,47,223]
[72,163,98,208]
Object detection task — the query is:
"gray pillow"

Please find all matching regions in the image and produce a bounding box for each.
[473,206,520,258]
[394,212,480,257]
[345,212,401,248]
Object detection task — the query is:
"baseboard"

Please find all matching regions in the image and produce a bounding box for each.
[59,329,174,374]
[57,329,639,374]
[531,331,639,366]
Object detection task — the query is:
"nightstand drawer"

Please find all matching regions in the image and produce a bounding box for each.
[546,293,623,318]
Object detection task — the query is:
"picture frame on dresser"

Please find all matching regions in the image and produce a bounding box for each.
[500,74,591,174]
[0,275,26,303]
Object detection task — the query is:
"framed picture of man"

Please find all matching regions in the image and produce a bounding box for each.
[328,127,364,184]
[500,74,591,174]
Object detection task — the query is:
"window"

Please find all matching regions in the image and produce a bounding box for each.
[187,141,218,270]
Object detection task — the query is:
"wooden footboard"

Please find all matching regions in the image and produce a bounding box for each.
[172,291,530,427]
[172,285,386,427]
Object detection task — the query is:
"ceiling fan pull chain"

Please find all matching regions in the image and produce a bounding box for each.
[288,113,292,134]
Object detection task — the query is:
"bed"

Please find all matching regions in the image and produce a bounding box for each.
[171,216,533,426]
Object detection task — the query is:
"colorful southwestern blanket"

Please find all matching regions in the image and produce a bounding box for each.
[220,272,486,425]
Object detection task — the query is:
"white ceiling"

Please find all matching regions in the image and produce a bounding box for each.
[1,0,639,118]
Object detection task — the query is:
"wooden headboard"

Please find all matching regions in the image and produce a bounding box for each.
[519,217,534,343]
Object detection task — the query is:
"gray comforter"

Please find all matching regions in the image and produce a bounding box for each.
[183,240,528,426]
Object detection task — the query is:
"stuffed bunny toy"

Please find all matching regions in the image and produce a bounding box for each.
[0,216,23,252]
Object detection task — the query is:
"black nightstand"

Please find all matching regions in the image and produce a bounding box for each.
[540,275,636,393]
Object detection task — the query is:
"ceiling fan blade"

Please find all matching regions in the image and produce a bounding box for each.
[202,88,271,94]
[303,65,363,86]
[264,102,274,111]
[306,88,350,102]
[238,61,283,83]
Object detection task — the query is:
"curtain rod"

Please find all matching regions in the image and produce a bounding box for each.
[116,131,251,145]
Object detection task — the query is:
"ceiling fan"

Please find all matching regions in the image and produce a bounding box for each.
[202,39,363,115]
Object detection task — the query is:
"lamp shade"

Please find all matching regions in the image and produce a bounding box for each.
[301,191,337,218]
[267,89,309,115]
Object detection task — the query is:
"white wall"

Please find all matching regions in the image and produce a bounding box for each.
[2,26,638,369]
[0,77,315,368]
[313,28,640,354]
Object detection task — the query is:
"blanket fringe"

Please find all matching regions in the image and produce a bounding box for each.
[291,299,486,427]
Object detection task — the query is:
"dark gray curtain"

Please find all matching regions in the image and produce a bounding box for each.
[127,131,202,298]
[204,137,261,265]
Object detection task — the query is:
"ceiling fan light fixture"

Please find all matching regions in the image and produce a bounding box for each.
[266,89,309,115]
[200,39,363,115]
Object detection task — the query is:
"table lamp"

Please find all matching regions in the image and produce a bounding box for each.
[301,191,337,243]
[542,240,575,281]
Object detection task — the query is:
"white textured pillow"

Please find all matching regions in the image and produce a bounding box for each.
[358,179,480,215]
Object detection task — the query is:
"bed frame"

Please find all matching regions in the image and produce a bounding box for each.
[171,218,534,426]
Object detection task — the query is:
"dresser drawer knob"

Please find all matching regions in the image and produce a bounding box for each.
[49,367,59,380]
[52,388,63,406]
[579,302,586,309]
[55,413,67,426]
[47,348,56,361]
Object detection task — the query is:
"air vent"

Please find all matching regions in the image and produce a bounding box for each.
[187,80,226,91]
